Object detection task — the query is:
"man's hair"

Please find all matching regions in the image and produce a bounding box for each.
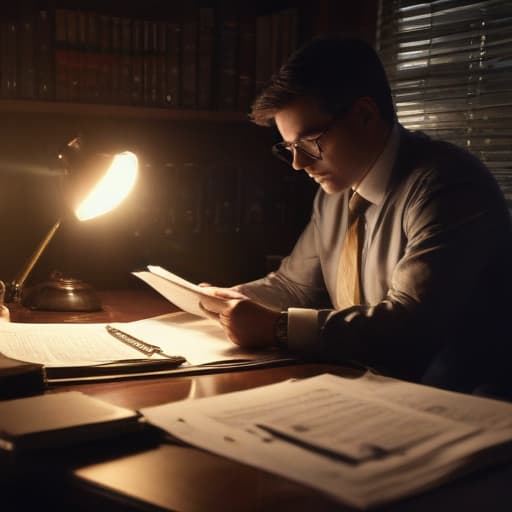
[250,35,396,126]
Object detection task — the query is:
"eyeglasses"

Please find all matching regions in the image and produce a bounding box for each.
[272,115,340,166]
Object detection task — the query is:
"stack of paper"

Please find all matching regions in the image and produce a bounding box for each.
[0,312,294,384]
[140,372,512,509]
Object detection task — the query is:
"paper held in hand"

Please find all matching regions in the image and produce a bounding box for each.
[133,265,227,318]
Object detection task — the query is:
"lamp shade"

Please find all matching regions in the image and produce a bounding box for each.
[75,151,138,221]
[5,140,139,310]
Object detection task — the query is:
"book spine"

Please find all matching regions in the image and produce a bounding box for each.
[175,162,204,234]
[156,21,168,106]
[281,8,299,64]
[1,18,19,99]
[150,20,159,106]
[165,21,181,107]
[19,11,36,99]
[120,17,132,104]
[216,0,238,111]
[211,163,239,233]
[255,15,271,95]
[240,163,266,234]
[270,11,281,74]
[111,16,122,104]
[76,10,88,102]
[279,9,291,66]
[35,7,54,100]
[85,11,101,104]
[237,11,255,112]
[54,8,67,101]
[181,9,197,109]
[197,7,215,110]
[131,18,143,105]
[289,8,299,58]
[142,19,152,106]
[97,14,113,104]
[163,161,179,236]
[65,9,80,102]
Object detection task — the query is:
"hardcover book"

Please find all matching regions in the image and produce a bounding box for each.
[0,391,142,454]
[216,0,238,110]
[0,354,45,399]
[181,8,198,109]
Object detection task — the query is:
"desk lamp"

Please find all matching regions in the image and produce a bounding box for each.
[6,137,138,311]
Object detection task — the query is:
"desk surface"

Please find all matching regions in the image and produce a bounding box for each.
[6,289,512,512]
[9,288,175,324]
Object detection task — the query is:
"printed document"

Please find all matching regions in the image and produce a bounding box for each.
[0,312,288,381]
[141,373,512,509]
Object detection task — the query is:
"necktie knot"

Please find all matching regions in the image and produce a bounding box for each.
[349,192,371,221]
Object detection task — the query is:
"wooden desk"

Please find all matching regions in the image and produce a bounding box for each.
[8,288,176,324]
[6,290,512,512]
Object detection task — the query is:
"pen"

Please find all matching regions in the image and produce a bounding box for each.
[105,325,186,364]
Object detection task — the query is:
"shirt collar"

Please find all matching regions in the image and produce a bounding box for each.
[354,122,400,206]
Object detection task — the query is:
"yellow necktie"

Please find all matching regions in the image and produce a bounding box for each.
[336,192,371,309]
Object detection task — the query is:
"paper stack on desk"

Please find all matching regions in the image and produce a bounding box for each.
[140,372,512,510]
[0,312,294,384]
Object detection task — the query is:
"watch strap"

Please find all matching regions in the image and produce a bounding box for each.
[274,311,288,350]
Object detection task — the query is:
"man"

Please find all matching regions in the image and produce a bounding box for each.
[201,35,512,397]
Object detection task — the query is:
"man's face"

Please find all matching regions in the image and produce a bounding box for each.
[274,97,378,194]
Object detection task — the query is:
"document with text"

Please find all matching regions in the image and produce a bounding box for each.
[141,372,512,509]
[0,312,293,383]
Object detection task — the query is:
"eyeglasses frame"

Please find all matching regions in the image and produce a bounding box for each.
[271,106,351,166]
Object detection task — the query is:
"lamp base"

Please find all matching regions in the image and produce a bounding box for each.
[22,274,102,312]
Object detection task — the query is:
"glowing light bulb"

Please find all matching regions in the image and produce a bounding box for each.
[75,152,138,221]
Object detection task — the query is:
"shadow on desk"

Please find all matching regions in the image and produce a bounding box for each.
[1,427,161,512]
[71,442,512,512]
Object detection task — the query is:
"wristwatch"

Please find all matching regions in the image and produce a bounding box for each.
[274,311,288,350]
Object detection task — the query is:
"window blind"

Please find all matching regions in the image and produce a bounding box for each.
[376,0,512,204]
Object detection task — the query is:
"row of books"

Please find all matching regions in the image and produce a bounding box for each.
[0,5,300,111]
[130,160,315,240]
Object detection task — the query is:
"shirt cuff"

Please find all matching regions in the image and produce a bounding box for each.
[287,307,322,357]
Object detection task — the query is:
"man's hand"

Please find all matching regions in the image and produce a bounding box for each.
[197,284,247,301]
[200,294,280,349]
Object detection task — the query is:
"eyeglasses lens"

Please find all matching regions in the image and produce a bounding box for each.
[272,140,321,165]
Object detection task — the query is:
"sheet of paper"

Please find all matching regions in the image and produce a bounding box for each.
[141,373,512,509]
[253,386,477,462]
[347,371,512,430]
[0,322,140,366]
[133,266,227,318]
[0,313,264,369]
[114,312,266,366]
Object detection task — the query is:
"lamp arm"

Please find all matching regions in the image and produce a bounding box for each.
[7,219,61,302]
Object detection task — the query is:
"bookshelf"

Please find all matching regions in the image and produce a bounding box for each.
[1,1,305,114]
[0,1,377,114]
